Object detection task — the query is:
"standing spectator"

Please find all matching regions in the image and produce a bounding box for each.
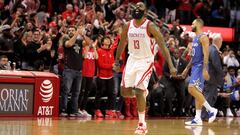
[59,26,89,117]
[36,5,49,27]
[223,50,239,68]
[21,0,40,13]
[170,19,183,40]
[201,35,224,120]
[12,26,26,69]
[211,6,226,26]
[112,34,125,118]
[62,4,76,25]
[24,29,46,70]
[78,40,98,118]
[162,48,187,116]
[0,25,14,62]
[193,0,211,24]
[165,0,178,23]
[21,31,33,69]
[40,36,54,70]
[178,0,192,24]
[94,36,117,118]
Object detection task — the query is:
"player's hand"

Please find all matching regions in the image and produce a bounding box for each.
[181,68,189,79]
[203,69,210,81]
[113,61,120,73]
[170,67,177,77]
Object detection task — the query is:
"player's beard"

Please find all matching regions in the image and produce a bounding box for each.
[192,26,197,32]
[132,9,144,20]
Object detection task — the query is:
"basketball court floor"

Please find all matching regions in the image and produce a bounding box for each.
[0,117,239,135]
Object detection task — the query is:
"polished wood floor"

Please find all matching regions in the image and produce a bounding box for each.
[0,117,239,135]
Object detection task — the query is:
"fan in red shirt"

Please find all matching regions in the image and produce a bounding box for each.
[62,4,77,25]
[94,36,117,118]
[78,40,98,117]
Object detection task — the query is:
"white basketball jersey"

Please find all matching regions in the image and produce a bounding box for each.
[127,19,155,59]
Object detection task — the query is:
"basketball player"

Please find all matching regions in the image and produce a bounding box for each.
[114,2,177,134]
[182,19,218,126]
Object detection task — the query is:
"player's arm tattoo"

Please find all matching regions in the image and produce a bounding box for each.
[201,35,210,69]
[115,22,129,62]
[149,23,175,69]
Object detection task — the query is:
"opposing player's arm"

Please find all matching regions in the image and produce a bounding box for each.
[200,35,209,69]
[115,22,129,62]
[148,22,176,74]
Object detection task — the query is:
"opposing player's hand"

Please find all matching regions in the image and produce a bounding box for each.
[203,69,210,81]
[170,67,177,77]
[181,68,189,79]
[113,61,120,73]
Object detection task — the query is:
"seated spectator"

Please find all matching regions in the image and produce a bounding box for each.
[218,66,236,117]
[0,55,10,70]
[223,50,239,68]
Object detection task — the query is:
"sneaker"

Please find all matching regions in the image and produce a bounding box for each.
[236,109,240,117]
[226,108,234,117]
[95,109,103,118]
[185,118,203,126]
[82,110,92,117]
[69,112,84,117]
[105,110,117,118]
[218,111,224,117]
[78,109,84,115]
[59,112,68,117]
[116,111,125,119]
[208,108,218,123]
[135,123,148,134]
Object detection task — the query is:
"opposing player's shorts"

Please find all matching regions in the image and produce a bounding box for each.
[189,64,205,92]
[121,56,154,91]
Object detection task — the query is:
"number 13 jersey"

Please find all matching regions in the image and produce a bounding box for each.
[127,19,154,59]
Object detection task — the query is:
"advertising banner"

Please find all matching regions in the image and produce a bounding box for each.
[0,84,34,115]
[168,24,235,42]
[34,78,59,117]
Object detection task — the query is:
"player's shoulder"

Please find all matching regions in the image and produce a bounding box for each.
[199,34,209,42]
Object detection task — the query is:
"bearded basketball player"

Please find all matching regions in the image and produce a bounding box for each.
[183,18,218,126]
[114,2,177,134]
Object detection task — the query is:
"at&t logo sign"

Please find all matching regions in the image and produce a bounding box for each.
[38,80,54,116]
[40,80,53,103]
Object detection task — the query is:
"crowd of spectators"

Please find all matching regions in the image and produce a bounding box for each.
[0,0,240,118]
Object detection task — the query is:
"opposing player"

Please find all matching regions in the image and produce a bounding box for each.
[114,2,177,134]
[182,19,218,126]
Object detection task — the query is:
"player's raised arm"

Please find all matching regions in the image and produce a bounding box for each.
[148,22,177,76]
[201,35,210,80]
[115,22,129,62]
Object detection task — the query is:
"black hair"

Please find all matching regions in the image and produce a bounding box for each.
[0,55,8,60]
[101,36,112,45]
[227,66,235,71]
